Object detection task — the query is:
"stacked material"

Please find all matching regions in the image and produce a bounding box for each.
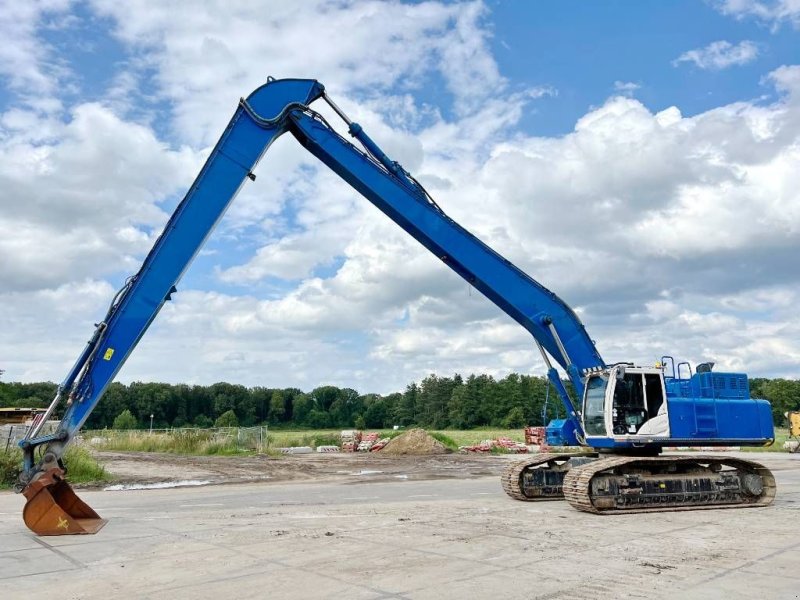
[370,438,391,452]
[340,430,362,452]
[460,437,528,454]
[379,428,449,455]
[524,426,546,445]
[357,432,379,452]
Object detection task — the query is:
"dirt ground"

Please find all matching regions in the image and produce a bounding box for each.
[91,450,515,488]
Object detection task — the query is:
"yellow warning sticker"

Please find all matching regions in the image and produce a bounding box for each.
[103,348,115,361]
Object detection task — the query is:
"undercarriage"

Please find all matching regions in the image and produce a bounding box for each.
[501,453,776,513]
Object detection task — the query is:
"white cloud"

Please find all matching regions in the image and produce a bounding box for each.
[714,0,800,29]
[0,0,73,97]
[0,102,203,291]
[673,40,759,70]
[0,279,115,381]
[613,81,640,96]
[1,2,799,394]
[88,0,505,145]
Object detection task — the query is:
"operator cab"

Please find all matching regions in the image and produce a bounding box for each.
[582,365,670,440]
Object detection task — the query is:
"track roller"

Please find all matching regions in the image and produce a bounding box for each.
[563,454,776,514]
[501,453,596,501]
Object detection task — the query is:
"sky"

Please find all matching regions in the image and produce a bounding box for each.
[0,0,799,394]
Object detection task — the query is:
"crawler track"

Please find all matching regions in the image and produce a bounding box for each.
[501,453,591,501]
[563,454,776,514]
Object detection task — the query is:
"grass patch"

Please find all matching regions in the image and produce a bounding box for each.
[266,430,341,449]
[261,429,521,450]
[89,429,253,455]
[430,429,524,446]
[0,446,110,489]
[63,446,111,484]
[741,428,791,452]
[428,432,459,451]
[0,449,21,488]
[86,426,791,457]
[86,428,526,455]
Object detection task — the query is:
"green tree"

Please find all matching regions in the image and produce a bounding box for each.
[354,414,366,430]
[210,382,251,424]
[503,406,526,428]
[214,409,239,428]
[306,409,331,428]
[89,382,129,428]
[364,399,388,428]
[269,390,286,424]
[760,379,800,425]
[328,388,362,427]
[194,414,213,428]
[417,374,460,428]
[448,374,492,428]
[251,387,273,423]
[292,394,312,425]
[112,409,138,430]
[310,386,340,412]
[395,383,418,426]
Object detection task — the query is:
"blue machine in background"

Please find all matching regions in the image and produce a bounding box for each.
[545,419,580,447]
[17,78,776,535]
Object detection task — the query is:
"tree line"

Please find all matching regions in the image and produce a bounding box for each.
[0,374,797,430]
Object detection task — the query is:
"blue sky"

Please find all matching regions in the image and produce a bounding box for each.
[490,1,799,133]
[1,1,799,392]
[27,2,799,139]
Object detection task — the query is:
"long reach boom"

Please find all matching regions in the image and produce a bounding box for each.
[18,78,775,535]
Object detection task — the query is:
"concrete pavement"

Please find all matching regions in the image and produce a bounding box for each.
[1,452,798,599]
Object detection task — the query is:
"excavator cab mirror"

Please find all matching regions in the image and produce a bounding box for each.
[615,365,626,380]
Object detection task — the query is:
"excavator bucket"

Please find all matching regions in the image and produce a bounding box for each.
[22,468,106,536]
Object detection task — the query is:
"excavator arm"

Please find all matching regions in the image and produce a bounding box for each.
[18,78,603,535]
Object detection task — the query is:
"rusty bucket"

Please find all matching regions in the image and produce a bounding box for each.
[22,468,106,536]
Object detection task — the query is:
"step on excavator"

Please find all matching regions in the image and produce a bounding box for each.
[16,78,776,535]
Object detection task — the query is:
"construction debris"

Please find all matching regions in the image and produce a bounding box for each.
[316,445,340,453]
[340,430,390,452]
[460,437,528,454]
[340,430,362,452]
[358,432,379,451]
[379,428,449,455]
[524,426,545,445]
[370,437,390,452]
[276,446,313,454]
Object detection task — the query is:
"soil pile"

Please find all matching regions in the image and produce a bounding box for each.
[380,428,450,455]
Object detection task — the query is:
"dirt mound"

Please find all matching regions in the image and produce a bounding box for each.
[380,428,450,455]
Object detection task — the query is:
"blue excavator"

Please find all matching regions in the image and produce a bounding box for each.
[17,78,776,535]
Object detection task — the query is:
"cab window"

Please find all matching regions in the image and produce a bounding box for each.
[583,375,608,436]
[611,373,646,435]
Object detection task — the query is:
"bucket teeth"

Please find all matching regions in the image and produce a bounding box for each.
[22,468,106,536]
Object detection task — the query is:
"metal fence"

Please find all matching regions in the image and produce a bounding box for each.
[206,426,269,451]
[2,422,59,453]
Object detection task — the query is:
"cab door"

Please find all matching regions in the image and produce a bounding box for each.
[582,373,609,437]
[609,370,669,438]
